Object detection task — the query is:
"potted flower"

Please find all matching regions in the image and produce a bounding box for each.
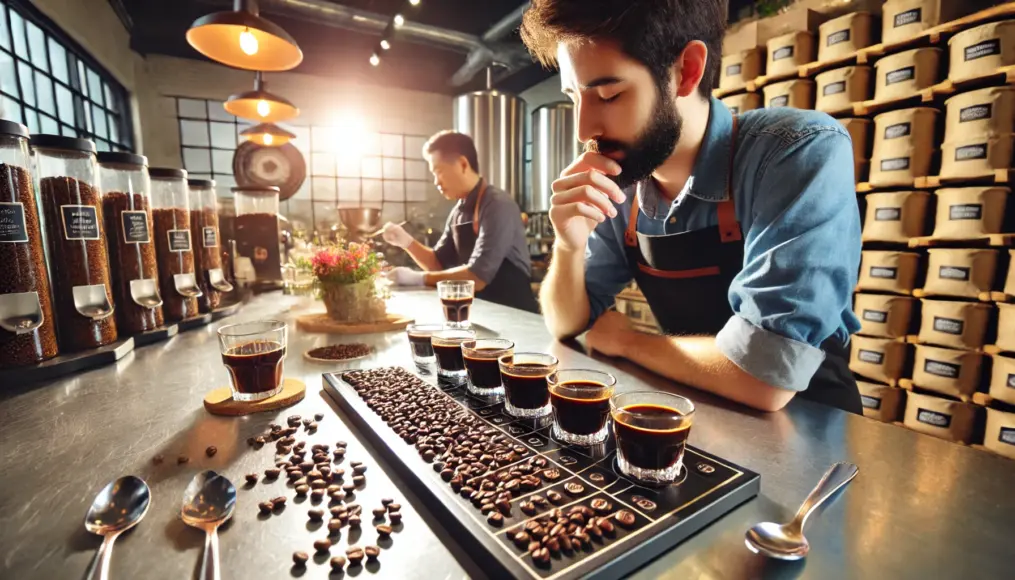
[310,242,387,323]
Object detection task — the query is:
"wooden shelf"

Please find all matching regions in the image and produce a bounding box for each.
[915,169,1014,189]
[799,52,862,77]
[857,3,1015,62]
[912,288,997,302]
[746,69,803,91]
[713,85,752,99]
[908,233,1015,248]
[929,65,1015,99]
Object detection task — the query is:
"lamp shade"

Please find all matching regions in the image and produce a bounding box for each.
[225,88,298,123]
[186,9,303,71]
[240,123,296,147]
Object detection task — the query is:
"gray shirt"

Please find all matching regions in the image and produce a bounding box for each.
[433,181,532,284]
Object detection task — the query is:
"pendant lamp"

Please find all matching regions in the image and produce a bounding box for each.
[225,72,299,123]
[186,0,303,71]
[240,123,296,147]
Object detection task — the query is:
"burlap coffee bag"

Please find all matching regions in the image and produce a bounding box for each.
[862,190,930,243]
[873,47,942,103]
[923,248,999,299]
[819,11,876,62]
[850,335,909,383]
[858,250,922,294]
[917,299,993,350]
[857,380,906,422]
[854,293,916,339]
[903,390,979,443]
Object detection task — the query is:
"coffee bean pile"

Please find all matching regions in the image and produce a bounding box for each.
[102,191,163,334]
[506,504,632,566]
[152,207,198,321]
[307,343,374,361]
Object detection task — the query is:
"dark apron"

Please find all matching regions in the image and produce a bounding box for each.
[450,181,540,313]
[622,117,861,414]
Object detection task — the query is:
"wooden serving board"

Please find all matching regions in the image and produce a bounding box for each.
[203,378,306,416]
[295,312,413,334]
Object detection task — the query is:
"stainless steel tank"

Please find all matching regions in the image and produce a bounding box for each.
[453,90,526,202]
[530,102,578,212]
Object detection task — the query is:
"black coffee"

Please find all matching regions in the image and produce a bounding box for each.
[408,333,434,359]
[433,343,465,372]
[442,296,472,323]
[223,339,286,394]
[501,363,552,409]
[464,348,503,389]
[550,381,611,435]
[613,404,691,470]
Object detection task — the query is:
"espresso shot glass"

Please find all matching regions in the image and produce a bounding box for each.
[406,322,444,374]
[549,370,617,446]
[499,353,558,418]
[431,329,476,385]
[218,320,288,402]
[462,338,514,397]
[611,391,694,485]
[437,280,475,329]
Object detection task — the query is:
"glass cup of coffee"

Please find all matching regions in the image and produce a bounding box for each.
[437,280,475,329]
[406,322,445,374]
[610,391,694,485]
[218,320,288,402]
[499,353,559,418]
[431,329,476,384]
[461,338,514,397]
[549,370,617,446]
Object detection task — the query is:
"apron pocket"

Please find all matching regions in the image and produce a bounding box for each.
[870,107,939,186]
[922,248,999,299]
[944,86,1015,140]
[857,380,906,422]
[989,354,1015,406]
[858,250,921,294]
[984,406,1015,460]
[932,186,1012,239]
[997,303,1015,352]
[947,20,1015,84]
[862,190,931,243]
[819,11,875,62]
[850,335,909,383]
[939,134,1015,180]
[720,48,764,91]
[767,31,815,77]
[917,299,992,350]
[816,65,872,114]
[763,79,815,109]
[873,47,942,103]
[854,293,916,339]
[911,343,984,399]
[903,390,979,443]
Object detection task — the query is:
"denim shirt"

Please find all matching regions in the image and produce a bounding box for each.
[584,97,862,392]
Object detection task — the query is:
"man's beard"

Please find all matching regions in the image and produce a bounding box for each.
[584,89,682,190]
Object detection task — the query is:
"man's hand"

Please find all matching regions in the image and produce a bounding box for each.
[549,152,628,253]
[381,222,414,249]
[384,266,425,286]
[585,310,636,358]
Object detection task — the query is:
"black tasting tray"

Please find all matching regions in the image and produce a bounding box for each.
[323,368,760,580]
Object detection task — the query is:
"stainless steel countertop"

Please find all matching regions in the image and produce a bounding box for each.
[2,290,1014,580]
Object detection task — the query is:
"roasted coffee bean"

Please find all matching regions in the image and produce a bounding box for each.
[591,498,612,514]
[205,446,217,457]
[314,538,332,552]
[440,469,455,482]
[527,540,541,553]
[422,450,436,462]
[546,491,563,504]
[271,496,287,507]
[295,485,310,496]
[387,503,401,513]
[294,477,308,487]
[308,508,325,521]
[487,512,504,526]
[352,475,366,486]
[563,482,585,495]
[258,501,274,514]
[531,495,548,506]
[330,556,347,571]
[347,503,362,515]
[520,502,536,515]
[372,507,387,518]
[310,480,328,490]
[346,547,365,564]
[336,440,348,448]
[333,468,346,479]
[292,551,309,566]
[303,418,313,427]
[177,455,190,465]
[542,468,561,481]
[328,519,344,533]
[333,448,346,458]
[388,511,402,524]
[307,469,323,480]
[550,523,564,537]
[315,413,325,421]
[598,517,616,536]
[300,461,314,472]
[364,545,380,560]
[329,490,346,501]
[264,468,280,479]
[513,531,530,545]
[381,498,394,506]
[348,515,361,528]
[376,523,393,537]
[331,506,347,517]
[287,415,301,427]
[569,513,585,526]
[531,547,550,565]
[352,464,367,475]
[546,537,561,554]
[244,473,258,484]
[311,489,326,501]
[495,499,511,514]
[307,422,318,431]
[615,509,637,528]
[343,483,356,492]
[480,502,496,515]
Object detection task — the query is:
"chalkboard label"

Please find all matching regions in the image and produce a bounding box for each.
[1008,373,1015,389]
[880,157,910,172]
[949,204,982,221]
[203,226,218,248]
[939,266,970,281]
[862,309,888,323]
[894,8,921,28]
[875,207,901,221]
[917,408,951,428]
[858,349,884,364]
[726,63,742,77]
[924,359,961,379]
[823,81,846,96]
[960,104,992,123]
[870,266,897,279]
[60,204,100,240]
[955,144,987,161]
[860,395,882,410]
[1000,427,1015,447]
[932,317,964,335]
[886,66,915,85]
[121,210,150,244]
[0,202,28,243]
[773,46,794,61]
[965,39,1001,61]
[884,122,911,139]
[728,106,740,115]
[769,95,789,108]
[167,229,191,252]
[827,29,850,46]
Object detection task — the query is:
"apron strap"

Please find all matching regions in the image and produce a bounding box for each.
[472,179,488,237]
[624,193,640,247]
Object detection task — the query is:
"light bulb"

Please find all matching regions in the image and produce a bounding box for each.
[380,39,390,50]
[409,0,421,5]
[256,99,271,117]
[239,29,259,56]
[369,53,380,66]
[262,133,274,145]
[393,14,404,28]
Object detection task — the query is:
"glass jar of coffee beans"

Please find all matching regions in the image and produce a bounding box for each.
[31,134,118,352]
[98,152,164,335]
[188,179,227,312]
[0,121,59,368]
[150,168,201,321]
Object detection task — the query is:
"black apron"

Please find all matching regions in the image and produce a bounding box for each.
[622,117,861,414]
[450,181,540,313]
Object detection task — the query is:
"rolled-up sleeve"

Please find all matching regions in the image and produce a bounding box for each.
[584,214,633,325]
[716,127,861,392]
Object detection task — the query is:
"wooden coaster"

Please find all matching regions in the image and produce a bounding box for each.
[295,312,413,334]
[303,348,374,364]
[203,378,306,416]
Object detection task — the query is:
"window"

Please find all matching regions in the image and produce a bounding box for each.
[0,0,134,152]
[175,97,432,235]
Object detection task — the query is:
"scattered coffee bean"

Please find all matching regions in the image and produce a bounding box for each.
[315,413,325,421]
[388,511,402,524]
[292,551,309,566]
[348,515,361,528]
[352,475,366,486]
[295,485,310,496]
[350,460,363,468]
[307,422,318,431]
[336,440,348,448]
[381,497,394,506]
[352,464,367,475]
[245,473,258,484]
[330,556,346,571]
[513,531,530,546]
[308,508,325,522]
[342,483,356,492]
[263,467,280,479]
[376,524,392,537]
[331,506,347,517]
[520,502,536,515]
[542,468,561,481]
[487,512,504,526]
[372,507,387,518]
[205,446,217,457]
[287,415,301,426]
[313,538,332,552]
[563,481,585,495]
[328,519,344,533]
[364,545,380,560]
[615,509,637,528]
[546,491,563,504]
[311,480,328,490]
[591,498,612,514]
[330,490,346,501]
[598,517,616,536]
[152,454,164,465]
[346,547,365,565]
[531,547,550,565]
[387,503,401,513]
[258,501,274,514]
[177,455,190,465]
[302,418,313,427]
[531,495,548,506]
[271,496,287,507]
[311,489,326,501]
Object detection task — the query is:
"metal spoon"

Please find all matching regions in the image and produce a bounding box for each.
[84,475,151,580]
[745,462,859,560]
[182,470,236,580]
